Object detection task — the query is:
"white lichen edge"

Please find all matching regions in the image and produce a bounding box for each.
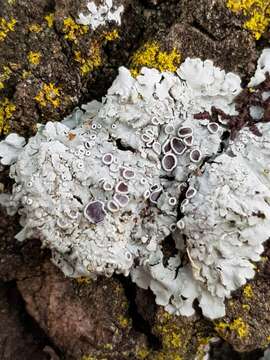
[249,48,270,87]
[77,0,124,30]
[0,133,25,165]
[0,52,270,320]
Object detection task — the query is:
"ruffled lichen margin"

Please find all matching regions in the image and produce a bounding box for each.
[0,49,270,321]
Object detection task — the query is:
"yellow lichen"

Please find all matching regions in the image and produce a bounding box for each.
[27,51,41,65]
[0,17,17,41]
[165,332,181,349]
[243,284,254,298]
[155,323,182,349]
[0,65,12,90]
[227,0,270,40]
[81,357,107,360]
[195,337,212,360]
[35,83,61,108]
[117,315,131,328]
[149,352,182,360]
[76,277,92,285]
[242,304,251,311]
[74,42,102,75]
[0,98,16,135]
[159,311,173,322]
[22,70,32,79]
[63,17,88,42]
[45,13,54,28]
[261,335,270,348]
[7,0,16,4]
[215,317,249,338]
[261,256,268,263]
[28,23,42,33]
[103,29,120,41]
[130,41,181,77]
[103,343,113,350]
[136,347,151,359]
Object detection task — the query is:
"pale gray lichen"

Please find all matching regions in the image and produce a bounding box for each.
[77,0,124,29]
[249,48,270,87]
[261,348,270,360]
[1,53,270,319]
[0,133,25,165]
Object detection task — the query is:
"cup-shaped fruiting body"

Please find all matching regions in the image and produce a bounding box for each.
[3,51,267,321]
[84,201,107,224]
[162,153,177,172]
[171,137,186,155]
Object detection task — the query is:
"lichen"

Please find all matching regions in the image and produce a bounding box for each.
[22,70,32,79]
[63,17,88,42]
[1,51,270,321]
[76,277,92,285]
[27,51,41,66]
[0,98,16,135]
[243,284,254,298]
[215,317,249,338]
[102,343,113,350]
[136,347,151,359]
[159,327,182,349]
[130,41,181,77]
[77,0,124,30]
[45,13,54,28]
[0,17,17,42]
[0,65,12,90]
[28,23,42,33]
[35,83,61,108]
[117,315,131,328]
[103,29,120,41]
[195,337,213,360]
[227,0,270,40]
[242,304,251,311]
[74,42,102,75]
[149,351,183,360]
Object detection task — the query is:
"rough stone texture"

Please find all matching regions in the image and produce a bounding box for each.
[17,259,148,360]
[0,282,53,360]
[0,0,138,136]
[135,288,216,360]
[0,0,270,359]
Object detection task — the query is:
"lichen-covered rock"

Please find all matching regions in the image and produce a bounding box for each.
[0,0,137,137]
[0,55,248,320]
[142,303,216,360]
[214,277,270,352]
[1,1,270,358]
[2,49,270,323]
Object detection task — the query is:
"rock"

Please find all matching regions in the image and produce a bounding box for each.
[0,282,51,360]
[0,0,270,359]
[17,259,148,360]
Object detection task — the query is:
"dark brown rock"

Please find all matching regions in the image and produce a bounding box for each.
[0,282,51,360]
[17,260,148,360]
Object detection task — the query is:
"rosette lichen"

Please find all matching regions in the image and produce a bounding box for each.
[1,50,270,319]
[77,0,124,30]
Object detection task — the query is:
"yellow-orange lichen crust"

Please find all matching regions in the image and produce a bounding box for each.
[227,0,270,39]
[130,41,181,77]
